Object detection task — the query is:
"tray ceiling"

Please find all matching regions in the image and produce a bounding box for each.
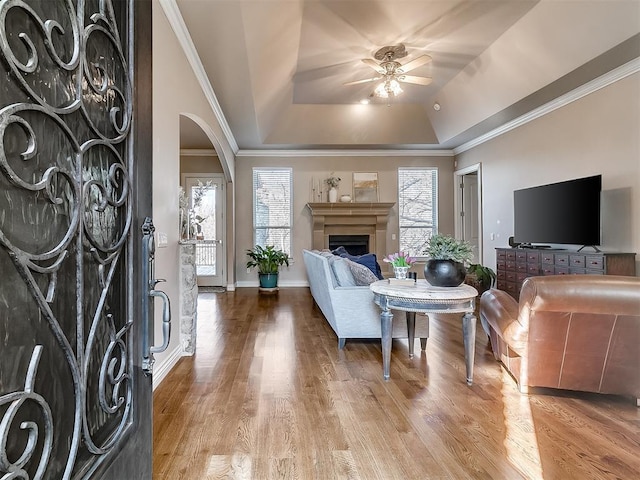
[172,0,640,151]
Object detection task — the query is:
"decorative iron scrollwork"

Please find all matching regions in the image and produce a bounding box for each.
[0,1,134,478]
[0,346,53,480]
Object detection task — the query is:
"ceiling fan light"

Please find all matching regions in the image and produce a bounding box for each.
[373,82,387,97]
[374,79,403,98]
[389,79,403,95]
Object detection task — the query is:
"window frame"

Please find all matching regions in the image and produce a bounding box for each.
[252,167,293,256]
[397,167,439,260]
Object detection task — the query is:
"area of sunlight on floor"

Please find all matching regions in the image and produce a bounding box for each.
[260,305,298,396]
[501,369,543,479]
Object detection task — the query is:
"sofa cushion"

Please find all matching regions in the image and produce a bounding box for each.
[331,246,383,279]
[345,258,379,285]
[330,257,357,286]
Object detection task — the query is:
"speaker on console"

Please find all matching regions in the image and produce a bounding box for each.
[508,236,520,248]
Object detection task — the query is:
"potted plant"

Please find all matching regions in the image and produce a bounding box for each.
[465,264,496,292]
[246,245,290,290]
[465,263,497,335]
[423,234,474,287]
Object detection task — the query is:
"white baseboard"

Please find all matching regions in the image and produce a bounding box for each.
[152,345,184,391]
[280,280,310,287]
[236,280,310,288]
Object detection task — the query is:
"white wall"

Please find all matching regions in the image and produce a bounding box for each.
[151,1,235,386]
[456,73,640,273]
[234,155,456,286]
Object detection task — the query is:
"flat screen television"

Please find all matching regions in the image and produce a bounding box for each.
[513,175,601,247]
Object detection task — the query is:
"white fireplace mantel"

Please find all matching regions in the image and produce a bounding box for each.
[306,202,395,271]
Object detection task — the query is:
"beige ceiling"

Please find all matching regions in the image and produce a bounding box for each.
[173,0,640,151]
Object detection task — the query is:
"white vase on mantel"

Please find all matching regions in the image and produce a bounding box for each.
[328,187,338,203]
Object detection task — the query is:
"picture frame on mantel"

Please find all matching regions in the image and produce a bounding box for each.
[353,172,379,202]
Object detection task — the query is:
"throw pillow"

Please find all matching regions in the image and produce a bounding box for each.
[355,254,382,279]
[345,258,379,285]
[331,245,349,256]
[338,252,384,279]
[330,257,356,286]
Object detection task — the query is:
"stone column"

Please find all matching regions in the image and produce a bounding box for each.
[179,242,198,355]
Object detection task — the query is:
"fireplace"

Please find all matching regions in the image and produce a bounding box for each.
[328,235,369,256]
[306,202,395,275]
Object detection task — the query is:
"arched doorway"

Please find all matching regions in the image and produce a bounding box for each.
[179,115,227,287]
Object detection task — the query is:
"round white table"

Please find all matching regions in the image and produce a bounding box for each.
[370,279,478,384]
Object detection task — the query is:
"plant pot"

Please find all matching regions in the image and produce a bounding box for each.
[328,187,338,203]
[424,259,467,287]
[393,266,410,279]
[258,273,278,289]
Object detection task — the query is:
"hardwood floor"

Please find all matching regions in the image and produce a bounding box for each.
[153,288,640,479]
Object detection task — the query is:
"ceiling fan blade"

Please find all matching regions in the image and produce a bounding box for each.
[343,76,381,86]
[398,75,432,86]
[397,54,432,73]
[361,58,383,73]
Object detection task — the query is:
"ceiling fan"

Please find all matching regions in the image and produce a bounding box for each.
[344,44,432,98]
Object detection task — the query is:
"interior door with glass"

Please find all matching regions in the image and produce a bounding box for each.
[184,174,225,287]
[0,1,157,478]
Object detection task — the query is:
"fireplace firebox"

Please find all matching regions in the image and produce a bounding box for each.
[328,235,369,256]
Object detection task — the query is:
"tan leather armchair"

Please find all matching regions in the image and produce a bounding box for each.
[480,275,640,403]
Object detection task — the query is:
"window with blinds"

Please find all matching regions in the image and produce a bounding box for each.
[398,168,438,258]
[253,168,292,254]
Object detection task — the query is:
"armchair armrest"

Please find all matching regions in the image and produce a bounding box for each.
[480,289,527,356]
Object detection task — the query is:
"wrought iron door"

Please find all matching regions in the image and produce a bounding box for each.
[0,1,154,478]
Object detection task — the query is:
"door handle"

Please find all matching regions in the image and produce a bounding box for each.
[149,289,171,354]
[141,217,172,375]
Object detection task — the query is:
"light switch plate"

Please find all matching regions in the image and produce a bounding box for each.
[156,232,168,248]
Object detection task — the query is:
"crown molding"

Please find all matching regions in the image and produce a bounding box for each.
[159,0,238,153]
[180,149,218,157]
[453,57,640,155]
[235,149,454,157]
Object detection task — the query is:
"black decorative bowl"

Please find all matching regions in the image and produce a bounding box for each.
[424,259,467,287]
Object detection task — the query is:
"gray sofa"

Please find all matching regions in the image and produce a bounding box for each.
[302,249,429,348]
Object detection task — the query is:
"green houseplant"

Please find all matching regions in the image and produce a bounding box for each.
[246,245,290,290]
[465,264,496,292]
[465,263,497,334]
[423,234,474,287]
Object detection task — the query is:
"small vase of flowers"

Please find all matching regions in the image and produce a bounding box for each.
[325,173,341,203]
[383,251,415,279]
